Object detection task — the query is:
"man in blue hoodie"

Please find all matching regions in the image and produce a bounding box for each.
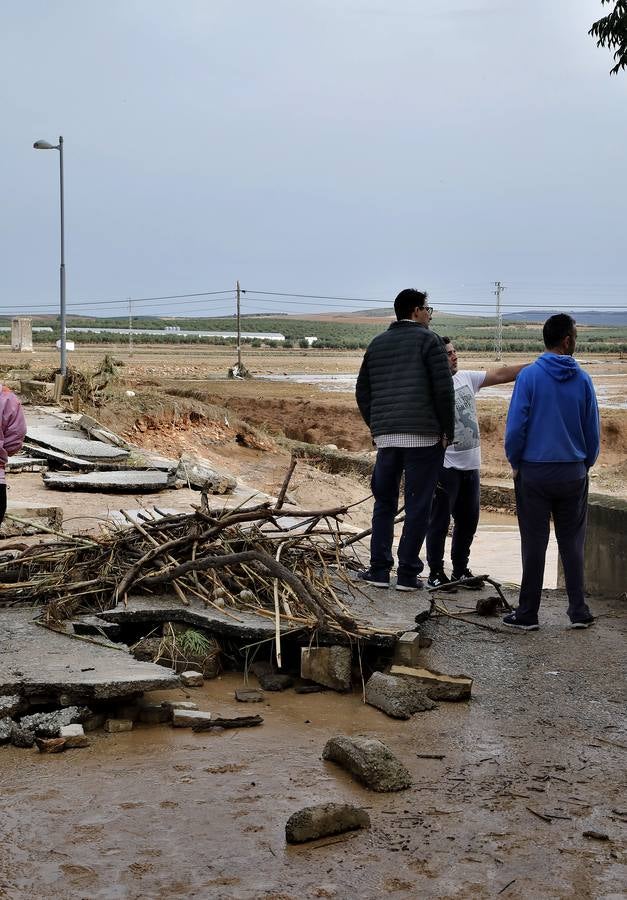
[504,314,600,630]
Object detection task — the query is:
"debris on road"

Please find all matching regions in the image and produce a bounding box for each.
[365,671,436,719]
[322,735,412,792]
[285,802,371,844]
[390,665,473,701]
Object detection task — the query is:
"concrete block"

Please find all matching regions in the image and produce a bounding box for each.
[0,695,23,718]
[105,719,133,733]
[390,665,472,701]
[300,646,352,692]
[172,709,212,728]
[83,713,107,732]
[365,671,436,719]
[138,703,172,724]
[322,735,412,792]
[162,700,198,711]
[393,632,421,668]
[180,671,204,687]
[60,724,90,748]
[286,803,370,844]
[235,688,263,703]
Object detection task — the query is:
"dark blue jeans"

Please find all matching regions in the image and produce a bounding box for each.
[515,468,590,622]
[426,467,480,575]
[0,484,6,526]
[370,444,445,580]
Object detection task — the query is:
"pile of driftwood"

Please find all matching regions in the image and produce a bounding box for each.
[0,488,378,641]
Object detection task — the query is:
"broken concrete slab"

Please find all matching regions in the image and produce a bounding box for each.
[175,454,236,494]
[322,735,412,792]
[192,714,263,731]
[5,455,47,473]
[162,700,198,711]
[72,616,121,641]
[22,441,96,470]
[43,470,175,493]
[300,646,352,692]
[172,709,212,728]
[390,665,473,701]
[235,688,263,703]
[0,610,179,703]
[285,803,370,844]
[26,427,129,461]
[365,672,436,719]
[78,414,129,449]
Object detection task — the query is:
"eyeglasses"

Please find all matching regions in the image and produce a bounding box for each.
[419,306,434,314]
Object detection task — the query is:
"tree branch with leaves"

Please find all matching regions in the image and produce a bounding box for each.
[590,1,627,74]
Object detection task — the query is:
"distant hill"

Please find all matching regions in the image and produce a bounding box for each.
[504,310,627,326]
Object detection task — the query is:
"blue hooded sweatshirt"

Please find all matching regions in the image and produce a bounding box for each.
[505,353,600,470]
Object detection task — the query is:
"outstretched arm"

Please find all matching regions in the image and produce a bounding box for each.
[481,362,529,388]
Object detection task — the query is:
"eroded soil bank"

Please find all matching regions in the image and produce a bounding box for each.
[1,593,625,900]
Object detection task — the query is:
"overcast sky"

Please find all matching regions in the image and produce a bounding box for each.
[1,0,625,320]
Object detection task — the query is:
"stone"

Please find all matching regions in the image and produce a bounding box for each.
[295,683,327,694]
[390,666,473,701]
[476,597,499,616]
[172,709,212,728]
[59,724,90,748]
[235,688,264,703]
[393,632,421,668]
[365,672,436,719]
[300,646,352,692]
[175,453,236,494]
[249,660,274,678]
[285,803,371,844]
[104,718,133,733]
[138,703,172,724]
[83,713,107,732]
[11,724,36,748]
[36,737,67,754]
[0,717,13,744]
[115,704,141,722]
[257,672,293,692]
[180,671,204,687]
[162,700,198,711]
[0,694,23,718]
[19,706,89,738]
[322,735,412,792]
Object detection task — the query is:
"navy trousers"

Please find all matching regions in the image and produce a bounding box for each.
[370,444,444,581]
[0,484,6,526]
[426,467,480,575]
[515,469,590,622]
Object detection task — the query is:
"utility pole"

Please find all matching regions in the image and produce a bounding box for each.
[494,281,505,360]
[236,279,242,369]
[128,297,133,356]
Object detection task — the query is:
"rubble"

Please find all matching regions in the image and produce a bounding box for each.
[257,672,293,692]
[191,714,263,731]
[285,803,370,844]
[138,703,172,724]
[235,688,264,703]
[0,717,13,744]
[19,706,89,738]
[322,735,412,792]
[392,631,422,668]
[0,695,24,718]
[26,427,129,461]
[364,672,437,719]
[59,724,90,747]
[300,646,352,692]
[36,737,67,753]
[172,708,212,727]
[175,453,236,493]
[390,665,473,701]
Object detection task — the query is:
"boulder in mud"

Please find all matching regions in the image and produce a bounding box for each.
[365,672,436,720]
[322,735,412,792]
[285,803,371,843]
[258,672,293,692]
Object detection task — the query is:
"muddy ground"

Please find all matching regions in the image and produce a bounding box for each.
[1,593,625,900]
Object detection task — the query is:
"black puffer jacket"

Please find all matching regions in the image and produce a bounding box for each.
[355,321,454,440]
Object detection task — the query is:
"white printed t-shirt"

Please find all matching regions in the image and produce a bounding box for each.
[443,370,487,471]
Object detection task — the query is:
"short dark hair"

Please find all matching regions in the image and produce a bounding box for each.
[442,335,451,344]
[543,313,576,349]
[394,288,428,321]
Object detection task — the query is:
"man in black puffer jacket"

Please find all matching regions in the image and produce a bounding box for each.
[355,288,454,591]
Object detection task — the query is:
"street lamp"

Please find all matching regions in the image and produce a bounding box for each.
[33,135,67,376]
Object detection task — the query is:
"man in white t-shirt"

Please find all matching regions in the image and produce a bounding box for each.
[425,338,528,590]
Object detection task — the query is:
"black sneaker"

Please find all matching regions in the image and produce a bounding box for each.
[356,569,389,589]
[452,568,484,590]
[502,612,539,631]
[427,570,457,592]
[569,615,595,630]
[396,576,424,592]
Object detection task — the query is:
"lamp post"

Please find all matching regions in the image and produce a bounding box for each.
[33,135,67,376]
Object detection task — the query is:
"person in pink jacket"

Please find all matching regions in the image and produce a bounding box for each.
[0,384,27,525]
